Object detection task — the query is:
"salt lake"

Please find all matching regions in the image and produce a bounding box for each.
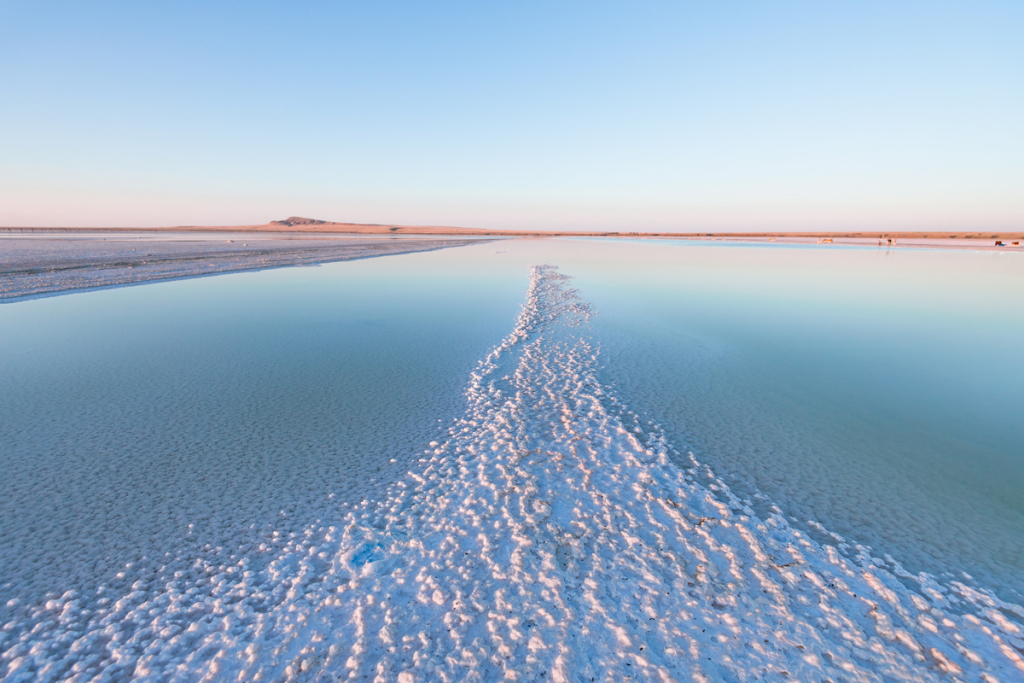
[2,238,1022,681]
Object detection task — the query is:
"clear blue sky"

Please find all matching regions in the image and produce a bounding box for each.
[1,1,1022,231]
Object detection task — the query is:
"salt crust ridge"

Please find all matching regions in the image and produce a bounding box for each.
[3,265,1024,682]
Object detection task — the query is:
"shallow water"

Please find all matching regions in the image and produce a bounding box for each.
[1,238,1023,681]
[559,240,1024,602]
[0,250,526,609]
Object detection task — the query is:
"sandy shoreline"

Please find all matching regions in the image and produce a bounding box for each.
[0,233,489,302]
[5,217,1022,252]
[636,234,1024,251]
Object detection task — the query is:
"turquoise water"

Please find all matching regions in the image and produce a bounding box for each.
[562,240,1024,601]
[0,250,527,607]
[2,237,1022,615]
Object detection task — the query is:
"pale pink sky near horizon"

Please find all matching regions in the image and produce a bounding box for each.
[2,2,1022,232]
[2,187,1020,232]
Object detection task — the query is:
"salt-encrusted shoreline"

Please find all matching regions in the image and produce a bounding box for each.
[0,235,489,302]
[3,265,1023,682]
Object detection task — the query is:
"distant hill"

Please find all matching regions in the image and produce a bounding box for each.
[261,216,493,235]
[270,217,329,227]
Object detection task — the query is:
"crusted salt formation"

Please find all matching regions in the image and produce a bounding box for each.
[3,266,1023,682]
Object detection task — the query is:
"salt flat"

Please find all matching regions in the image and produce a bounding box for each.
[1,240,1021,682]
[0,233,487,302]
[3,259,1023,682]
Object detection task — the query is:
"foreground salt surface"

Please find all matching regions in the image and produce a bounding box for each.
[0,235,483,301]
[4,268,1024,682]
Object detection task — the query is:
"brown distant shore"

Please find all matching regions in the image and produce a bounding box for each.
[2,216,1021,244]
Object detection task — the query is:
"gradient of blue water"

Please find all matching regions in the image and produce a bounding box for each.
[561,240,1024,602]
[0,249,527,605]
[2,238,1022,609]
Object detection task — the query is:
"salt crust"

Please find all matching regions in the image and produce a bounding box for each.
[0,237,480,301]
[3,266,1024,682]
